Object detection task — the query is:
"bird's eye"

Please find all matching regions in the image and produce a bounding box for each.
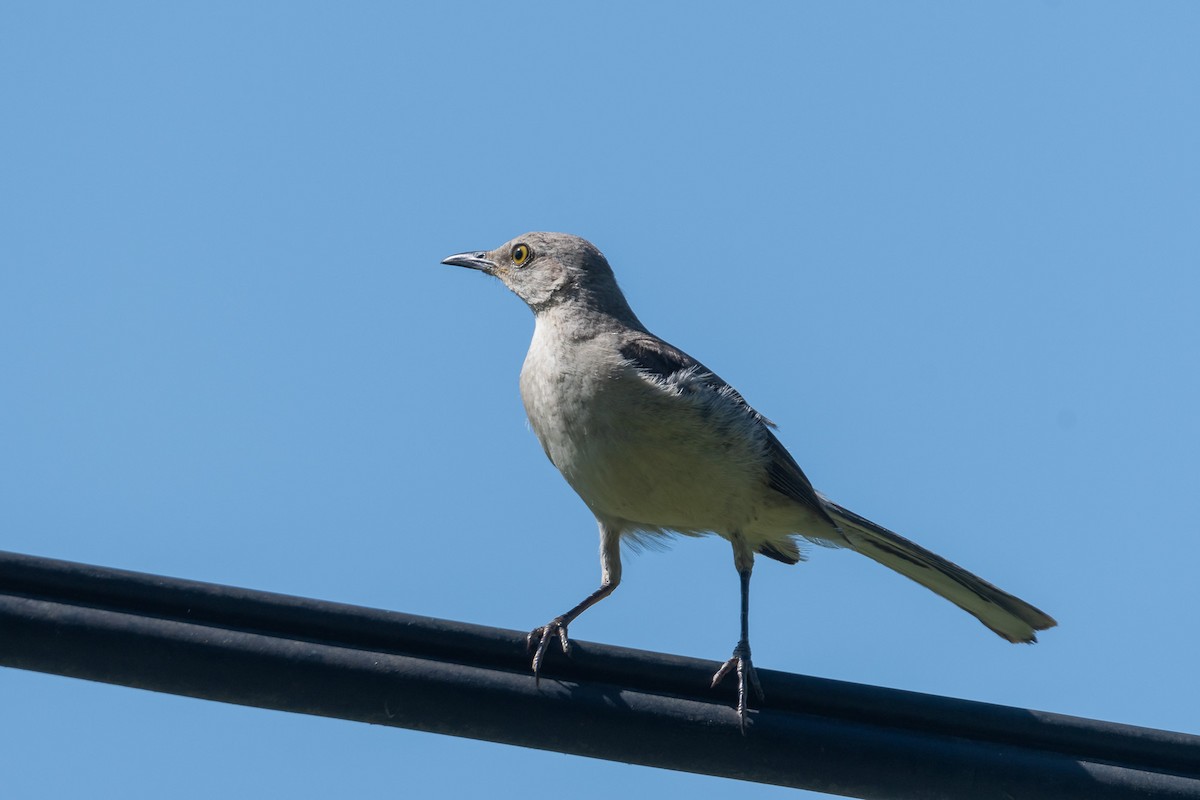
[511,244,531,266]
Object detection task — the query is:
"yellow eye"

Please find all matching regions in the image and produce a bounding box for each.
[511,243,531,266]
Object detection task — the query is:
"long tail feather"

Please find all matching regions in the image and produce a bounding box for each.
[824,500,1057,642]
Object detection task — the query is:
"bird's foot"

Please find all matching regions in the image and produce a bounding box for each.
[711,639,764,732]
[526,617,571,682]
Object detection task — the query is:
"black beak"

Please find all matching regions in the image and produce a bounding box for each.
[441,251,497,272]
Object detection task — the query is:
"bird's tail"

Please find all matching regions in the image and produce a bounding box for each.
[824,500,1057,643]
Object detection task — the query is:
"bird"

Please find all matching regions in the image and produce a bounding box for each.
[441,231,1056,729]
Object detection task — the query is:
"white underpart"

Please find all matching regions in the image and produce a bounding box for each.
[520,309,824,554]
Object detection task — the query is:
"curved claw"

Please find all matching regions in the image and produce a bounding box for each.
[711,640,764,733]
[527,617,572,682]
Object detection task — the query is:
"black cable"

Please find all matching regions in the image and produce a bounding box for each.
[1,549,1197,799]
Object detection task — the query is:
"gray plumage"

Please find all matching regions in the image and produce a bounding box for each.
[442,232,1056,728]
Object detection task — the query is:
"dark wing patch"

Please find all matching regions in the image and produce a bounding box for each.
[764,430,838,527]
[619,337,775,427]
[619,337,697,382]
[758,542,801,565]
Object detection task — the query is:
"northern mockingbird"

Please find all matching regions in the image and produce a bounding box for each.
[442,232,1056,728]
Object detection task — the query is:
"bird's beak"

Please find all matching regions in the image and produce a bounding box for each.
[441,251,497,272]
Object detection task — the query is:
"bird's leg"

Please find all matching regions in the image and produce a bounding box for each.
[527,522,622,680]
[712,542,763,731]
[527,582,615,677]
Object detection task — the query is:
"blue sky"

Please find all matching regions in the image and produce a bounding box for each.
[2,3,1198,798]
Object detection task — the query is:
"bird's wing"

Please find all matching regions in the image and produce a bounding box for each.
[762,428,839,527]
[618,336,836,528]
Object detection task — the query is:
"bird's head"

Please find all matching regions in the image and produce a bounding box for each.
[442,232,628,315]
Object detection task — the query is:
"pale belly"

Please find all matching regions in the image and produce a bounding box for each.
[521,353,801,537]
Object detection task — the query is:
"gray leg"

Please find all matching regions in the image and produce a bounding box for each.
[528,522,622,678]
[711,535,763,731]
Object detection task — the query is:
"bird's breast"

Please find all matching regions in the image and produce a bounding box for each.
[519,331,775,533]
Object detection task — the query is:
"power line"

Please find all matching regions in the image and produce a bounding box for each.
[1,549,1197,799]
